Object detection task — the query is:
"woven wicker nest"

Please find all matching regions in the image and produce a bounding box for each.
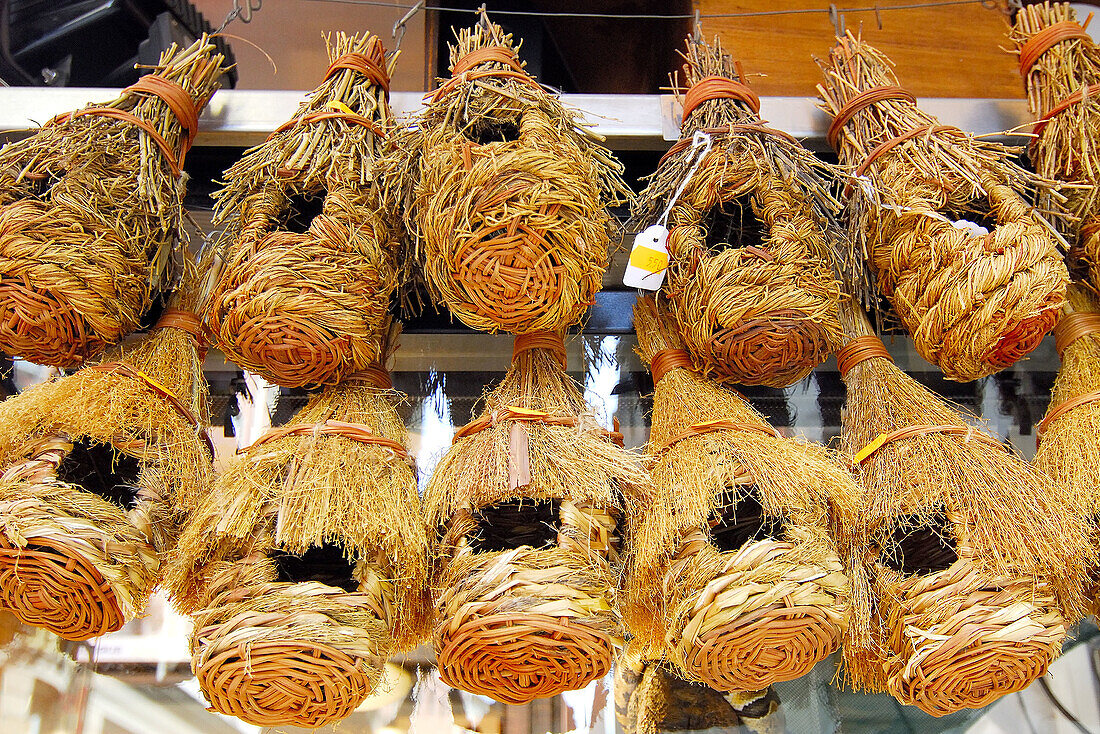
[381,21,630,334]
[819,33,1068,381]
[0,38,225,368]
[169,377,428,728]
[866,510,1066,716]
[636,37,842,388]
[424,334,645,704]
[0,313,210,641]
[208,33,400,388]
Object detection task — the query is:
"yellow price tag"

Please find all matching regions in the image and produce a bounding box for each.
[852,432,890,464]
[628,245,669,273]
[326,101,356,115]
[506,406,549,418]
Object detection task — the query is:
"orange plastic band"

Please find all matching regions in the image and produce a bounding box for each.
[1032,83,1100,141]
[268,108,386,140]
[243,418,414,467]
[855,124,956,179]
[89,361,213,457]
[681,76,761,121]
[451,45,526,76]
[513,332,567,369]
[1019,20,1092,76]
[452,406,623,446]
[658,418,781,456]
[650,348,693,384]
[346,362,393,390]
[125,75,200,155]
[153,309,204,343]
[658,123,797,166]
[1053,312,1100,355]
[1038,389,1100,441]
[324,49,390,95]
[826,85,916,151]
[836,335,894,378]
[51,107,182,177]
[851,424,1002,466]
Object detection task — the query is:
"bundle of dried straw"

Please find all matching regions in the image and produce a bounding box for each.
[635,36,842,387]
[0,264,211,641]
[835,296,1093,716]
[0,37,226,368]
[207,32,400,388]
[1033,282,1100,611]
[380,18,630,334]
[624,295,852,692]
[1011,2,1100,284]
[423,331,645,704]
[819,32,1068,381]
[167,323,428,729]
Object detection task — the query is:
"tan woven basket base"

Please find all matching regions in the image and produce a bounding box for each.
[985,308,1058,371]
[701,316,832,387]
[678,602,842,691]
[436,611,614,704]
[0,280,109,368]
[0,533,126,640]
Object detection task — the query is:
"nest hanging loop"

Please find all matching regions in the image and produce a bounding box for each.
[0,37,226,368]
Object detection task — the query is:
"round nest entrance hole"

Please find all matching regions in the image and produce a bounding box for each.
[462,118,521,146]
[280,192,326,234]
[708,487,785,553]
[702,193,765,256]
[880,513,958,576]
[469,499,561,552]
[57,439,142,510]
[272,543,359,592]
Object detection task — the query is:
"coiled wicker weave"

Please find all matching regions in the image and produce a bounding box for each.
[0,38,225,367]
[625,296,853,691]
[424,332,645,704]
[381,20,630,334]
[0,283,210,641]
[168,361,429,729]
[207,33,399,388]
[819,33,1068,381]
[636,37,842,387]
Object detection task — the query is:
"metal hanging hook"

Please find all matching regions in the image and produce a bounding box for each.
[392,0,424,55]
[693,9,703,44]
[829,3,846,37]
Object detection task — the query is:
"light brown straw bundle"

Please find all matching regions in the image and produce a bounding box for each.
[0,265,211,641]
[167,327,428,729]
[0,37,225,368]
[380,18,630,334]
[1033,283,1100,611]
[423,331,645,704]
[819,32,1068,381]
[835,296,1093,716]
[625,295,852,692]
[207,32,400,388]
[635,36,842,387]
[1012,3,1100,284]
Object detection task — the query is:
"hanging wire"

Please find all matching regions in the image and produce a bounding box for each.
[217,0,263,33]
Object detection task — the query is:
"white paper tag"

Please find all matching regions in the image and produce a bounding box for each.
[951,218,990,237]
[623,224,670,290]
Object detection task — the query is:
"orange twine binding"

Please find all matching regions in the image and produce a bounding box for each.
[836,335,894,379]
[650,349,693,384]
[1037,313,1100,442]
[242,419,414,468]
[851,424,1004,467]
[681,76,761,121]
[430,44,542,102]
[826,85,916,151]
[324,48,390,94]
[513,331,567,369]
[346,362,393,390]
[1019,20,1092,76]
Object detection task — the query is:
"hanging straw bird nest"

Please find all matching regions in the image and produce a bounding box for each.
[423,331,645,704]
[1011,3,1100,285]
[818,32,1068,381]
[624,295,852,692]
[834,296,1094,716]
[0,267,212,641]
[634,36,842,387]
[1033,282,1100,610]
[207,32,400,388]
[380,19,631,334]
[613,653,782,734]
[0,37,226,368]
[167,331,429,729]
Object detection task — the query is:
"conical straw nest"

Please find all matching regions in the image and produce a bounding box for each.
[380,18,631,334]
[634,36,842,388]
[0,260,212,641]
[423,331,646,704]
[0,36,226,368]
[613,653,782,734]
[1034,282,1100,611]
[624,295,852,692]
[167,322,429,729]
[834,296,1094,716]
[1011,3,1100,288]
[207,32,400,388]
[818,32,1068,381]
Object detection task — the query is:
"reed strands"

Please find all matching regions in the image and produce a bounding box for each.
[207,32,400,388]
[818,32,1068,381]
[423,333,646,704]
[1011,3,1100,284]
[168,326,428,728]
[0,264,211,641]
[625,295,852,691]
[635,36,842,387]
[380,20,631,333]
[0,37,225,367]
[1033,283,1100,611]
[835,296,1091,715]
